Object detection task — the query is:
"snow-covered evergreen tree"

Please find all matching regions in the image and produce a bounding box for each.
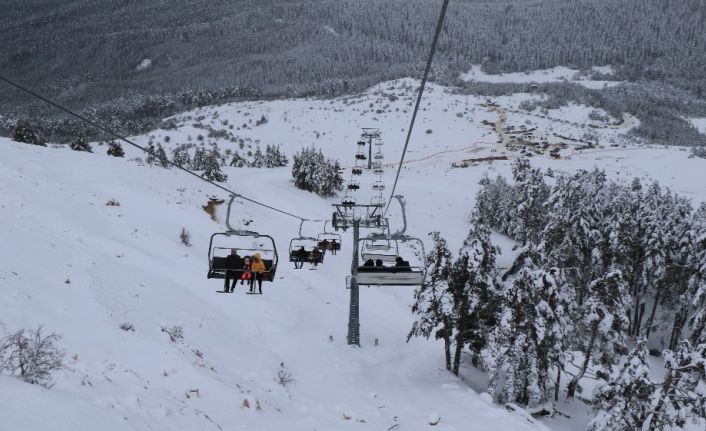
[409,232,456,371]
[487,252,572,406]
[70,135,92,152]
[507,158,549,245]
[251,145,266,168]
[588,338,655,431]
[475,174,514,234]
[171,146,192,167]
[689,204,706,345]
[106,141,124,157]
[201,149,227,182]
[265,144,288,167]
[146,142,169,167]
[541,169,606,306]
[229,151,249,168]
[13,120,45,146]
[646,340,706,429]
[191,147,207,171]
[291,146,343,197]
[567,270,631,397]
[451,217,501,373]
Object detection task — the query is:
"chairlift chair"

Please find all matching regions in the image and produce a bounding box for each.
[352,168,363,175]
[355,154,367,160]
[207,197,279,282]
[374,151,384,160]
[318,220,342,251]
[357,234,426,287]
[288,237,323,264]
[288,220,324,264]
[341,195,356,207]
[372,181,385,191]
[347,182,360,191]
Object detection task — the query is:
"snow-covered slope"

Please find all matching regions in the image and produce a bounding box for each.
[2,78,705,431]
[0,141,543,430]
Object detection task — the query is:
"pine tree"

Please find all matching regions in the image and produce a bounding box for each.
[507,158,549,245]
[567,270,631,397]
[171,146,192,167]
[409,232,456,371]
[152,143,170,168]
[251,145,266,168]
[588,338,655,431]
[689,204,706,345]
[638,181,668,336]
[541,169,606,306]
[12,120,45,146]
[191,147,207,171]
[291,146,343,197]
[487,251,572,406]
[647,340,706,429]
[70,135,92,152]
[229,151,249,167]
[106,141,124,157]
[265,144,288,167]
[475,175,514,233]
[451,217,501,374]
[201,149,227,182]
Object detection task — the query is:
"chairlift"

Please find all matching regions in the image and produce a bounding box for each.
[288,220,324,265]
[341,195,356,207]
[361,234,398,263]
[374,151,384,160]
[317,220,342,251]
[207,195,278,282]
[357,234,426,287]
[355,154,367,160]
[347,182,360,190]
[357,140,366,146]
[352,168,363,175]
[372,181,385,191]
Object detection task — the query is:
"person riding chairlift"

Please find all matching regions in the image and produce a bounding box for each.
[395,256,412,272]
[310,247,323,269]
[224,249,243,292]
[240,256,253,286]
[249,253,266,294]
[294,246,307,269]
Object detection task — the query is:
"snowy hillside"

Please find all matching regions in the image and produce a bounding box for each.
[2,78,705,431]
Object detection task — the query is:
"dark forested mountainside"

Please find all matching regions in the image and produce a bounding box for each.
[2,0,706,142]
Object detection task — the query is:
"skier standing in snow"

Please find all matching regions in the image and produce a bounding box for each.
[249,252,266,294]
[224,249,243,292]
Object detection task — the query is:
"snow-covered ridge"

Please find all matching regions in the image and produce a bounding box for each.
[459,65,621,89]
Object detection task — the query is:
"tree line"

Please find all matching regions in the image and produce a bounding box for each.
[410,159,706,429]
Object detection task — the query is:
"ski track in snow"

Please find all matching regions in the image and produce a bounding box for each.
[2,77,705,431]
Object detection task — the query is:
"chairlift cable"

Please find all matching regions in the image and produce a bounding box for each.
[0,75,322,223]
[384,0,450,216]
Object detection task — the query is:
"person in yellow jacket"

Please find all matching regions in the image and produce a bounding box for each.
[249,252,267,294]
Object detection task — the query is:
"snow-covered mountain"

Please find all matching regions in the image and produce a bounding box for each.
[2,79,704,430]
